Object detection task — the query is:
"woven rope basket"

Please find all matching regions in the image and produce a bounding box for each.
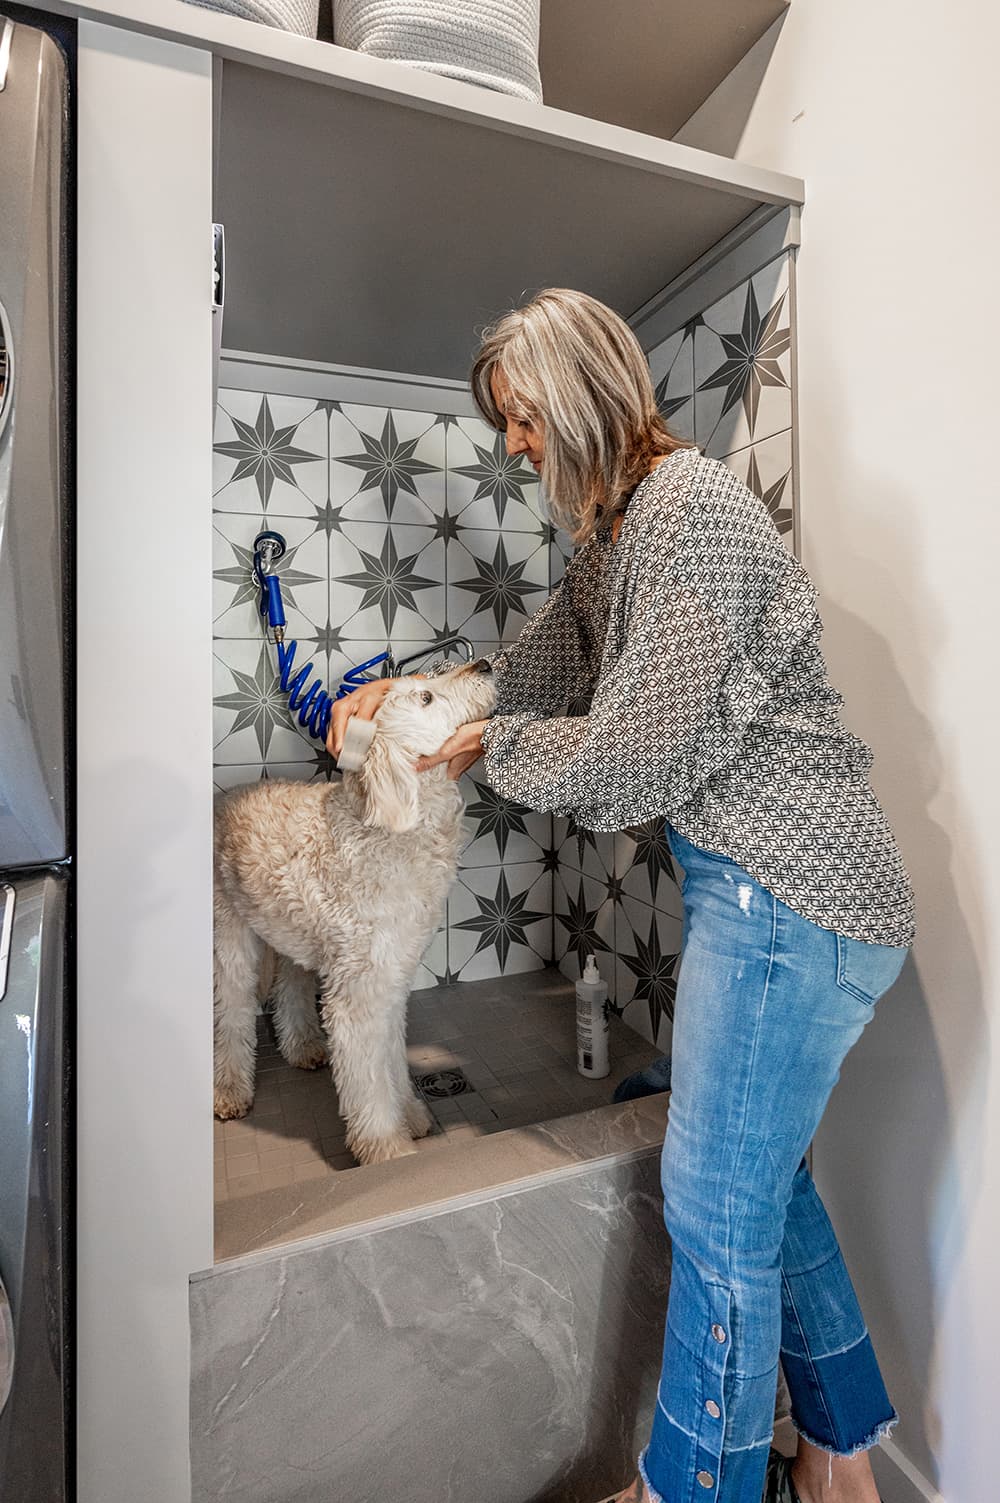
[183,0,318,39]
[333,0,542,103]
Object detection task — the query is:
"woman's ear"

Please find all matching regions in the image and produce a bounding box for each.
[360,734,420,833]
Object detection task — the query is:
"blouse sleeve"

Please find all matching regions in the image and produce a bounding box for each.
[486,548,599,718]
[480,479,779,824]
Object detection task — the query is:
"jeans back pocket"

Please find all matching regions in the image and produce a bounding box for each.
[835,933,907,1005]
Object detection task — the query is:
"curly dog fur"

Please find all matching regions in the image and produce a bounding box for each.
[213,661,496,1165]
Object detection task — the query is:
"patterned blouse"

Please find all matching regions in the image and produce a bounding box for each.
[480,446,915,947]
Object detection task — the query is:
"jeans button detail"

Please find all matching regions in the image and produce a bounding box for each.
[697,1471,715,1488]
[711,1324,727,1343]
[705,1399,721,1418]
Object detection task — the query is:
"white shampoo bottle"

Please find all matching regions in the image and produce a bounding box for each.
[576,953,610,1079]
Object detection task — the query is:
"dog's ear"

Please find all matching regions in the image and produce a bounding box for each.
[360,734,421,833]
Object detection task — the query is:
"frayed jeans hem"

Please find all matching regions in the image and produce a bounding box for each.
[788,1410,899,1458]
[638,1446,665,1503]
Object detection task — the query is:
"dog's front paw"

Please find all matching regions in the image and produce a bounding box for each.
[351,1133,419,1166]
[282,1039,328,1071]
[405,1092,435,1139]
[214,1088,253,1121]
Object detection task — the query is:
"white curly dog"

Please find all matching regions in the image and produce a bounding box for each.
[213,660,496,1165]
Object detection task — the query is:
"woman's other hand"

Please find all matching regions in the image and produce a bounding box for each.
[416,720,487,781]
[326,678,395,759]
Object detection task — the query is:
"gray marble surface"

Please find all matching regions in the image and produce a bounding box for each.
[214,1094,670,1261]
[191,1152,670,1503]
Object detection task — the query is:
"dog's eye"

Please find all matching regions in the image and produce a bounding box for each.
[420,690,434,706]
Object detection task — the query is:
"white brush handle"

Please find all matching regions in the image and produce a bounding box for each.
[337,716,377,772]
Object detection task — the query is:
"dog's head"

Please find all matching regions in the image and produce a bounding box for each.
[357,660,497,833]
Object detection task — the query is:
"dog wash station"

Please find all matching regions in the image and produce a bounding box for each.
[68,4,803,1499]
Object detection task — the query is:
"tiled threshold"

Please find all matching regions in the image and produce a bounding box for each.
[213,969,669,1263]
[213,1090,671,1264]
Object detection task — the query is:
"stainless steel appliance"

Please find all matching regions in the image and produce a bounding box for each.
[0,10,72,1498]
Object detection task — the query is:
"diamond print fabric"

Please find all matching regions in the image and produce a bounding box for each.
[481,447,915,947]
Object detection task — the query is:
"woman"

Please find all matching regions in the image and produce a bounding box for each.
[327,289,913,1503]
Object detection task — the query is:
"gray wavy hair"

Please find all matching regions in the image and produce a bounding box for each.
[471,288,691,542]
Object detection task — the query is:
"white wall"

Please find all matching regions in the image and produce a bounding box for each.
[77,25,215,1503]
[678,6,999,1501]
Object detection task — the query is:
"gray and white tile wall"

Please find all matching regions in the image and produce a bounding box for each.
[213,392,558,989]
[212,248,796,1022]
[650,252,795,540]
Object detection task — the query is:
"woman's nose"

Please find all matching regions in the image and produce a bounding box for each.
[505,429,526,456]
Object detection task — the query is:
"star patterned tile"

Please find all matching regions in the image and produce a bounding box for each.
[554,814,615,885]
[446,417,546,533]
[694,256,792,460]
[614,819,684,910]
[456,772,552,869]
[648,326,695,444]
[213,513,328,641]
[447,528,549,643]
[214,392,328,517]
[331,405,446,525]
[723,429,795,541]
[614,896,683,1051]
[213,638,336,765]
[447,863,553,981]
[554,869,616,983]
[329,521,446,641]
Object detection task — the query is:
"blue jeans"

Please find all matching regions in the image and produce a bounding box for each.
[639,828,906,1503]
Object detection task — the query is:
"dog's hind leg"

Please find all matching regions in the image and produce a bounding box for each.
[270,954,328,1071]
[319,967,417,1166]
[213,895,263,1120]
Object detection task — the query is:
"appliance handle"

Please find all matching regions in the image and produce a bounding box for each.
[0,1270,12,1415]
[0,884,14,1002]
[0,18,13,92]
[0,296,12,445]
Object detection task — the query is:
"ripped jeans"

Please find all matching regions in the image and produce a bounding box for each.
[639,828,906,1503]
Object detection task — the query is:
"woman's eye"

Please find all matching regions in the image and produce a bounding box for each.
[421,690,434,706]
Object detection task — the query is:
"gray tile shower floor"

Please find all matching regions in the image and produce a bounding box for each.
[214,968,662,1205]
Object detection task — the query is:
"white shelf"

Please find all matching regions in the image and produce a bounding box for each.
[51,0,804,377]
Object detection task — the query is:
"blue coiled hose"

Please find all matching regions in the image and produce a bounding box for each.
[252,530,472,752]
[253,531,388,746]
[276,639,390,742]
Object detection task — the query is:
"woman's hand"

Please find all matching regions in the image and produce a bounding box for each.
[416,720,487,782]
[326,678,396,760]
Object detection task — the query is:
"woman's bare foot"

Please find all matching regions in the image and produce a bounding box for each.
[790,1437,882,1503]
[610,1478,652,1503]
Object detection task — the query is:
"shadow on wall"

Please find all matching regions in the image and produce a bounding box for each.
[672,14,788,154]
[807,469,987,1492]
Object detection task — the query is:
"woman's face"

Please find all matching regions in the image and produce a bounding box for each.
[490,370,544,473]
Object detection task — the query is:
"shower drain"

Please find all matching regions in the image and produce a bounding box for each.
[412,1067,473,1100]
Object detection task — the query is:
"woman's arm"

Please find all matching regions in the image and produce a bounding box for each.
[480,582,739,819]
[478,458,801,821]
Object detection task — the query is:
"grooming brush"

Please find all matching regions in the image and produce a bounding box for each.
[337,716,377,772]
